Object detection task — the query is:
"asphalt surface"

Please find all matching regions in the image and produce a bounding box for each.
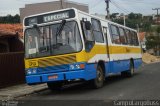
[14,62,160,105]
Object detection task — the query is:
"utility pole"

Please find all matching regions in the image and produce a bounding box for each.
[152,8,160,16]
[105,0,110,20]
[152,8,160,24]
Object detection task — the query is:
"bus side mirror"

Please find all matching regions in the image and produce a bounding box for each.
[85,21,91,30]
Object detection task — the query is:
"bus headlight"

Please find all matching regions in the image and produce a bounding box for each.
[69,64,75,70]
[32,69,37,74]
[26,69,32,75]
[26,69,37,75]
[69,63,85,70]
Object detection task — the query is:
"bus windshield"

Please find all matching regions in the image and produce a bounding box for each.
[25,21,82,58]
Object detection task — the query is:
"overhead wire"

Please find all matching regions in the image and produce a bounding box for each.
[111,0,130,13]
[109,3,119,14]
[114,0,160,14]
[90,0,104,10]
[120,0,159,5]
[116,0,137,13]
[110,0,130,14]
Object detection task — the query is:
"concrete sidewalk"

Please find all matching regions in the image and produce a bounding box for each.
[0,84,47,100]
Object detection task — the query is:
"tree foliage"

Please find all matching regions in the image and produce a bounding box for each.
[110,13,119,19]
[146,26,160,53]
[157,26,160,34]
[128,13,142,20]
[146,35,160,49]
[0,14,20,23]
[111,12,152,32]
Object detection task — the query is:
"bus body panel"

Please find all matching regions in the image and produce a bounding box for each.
[24,8,142,85]
[26,63,97,84]
[26,58,142,84]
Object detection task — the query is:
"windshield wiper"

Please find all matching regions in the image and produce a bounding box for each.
[56,20,66,37]
[53,20,66,49]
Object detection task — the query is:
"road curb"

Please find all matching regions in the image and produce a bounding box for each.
[0,84,48,100]
[143,61,160,65]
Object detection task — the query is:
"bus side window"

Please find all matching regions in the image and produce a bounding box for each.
[81,21,94,41]
[91,18,104,43]
[130,31,135,46]
[81,20,95,52]
[119,27,127,45]
[125,29,131,45]
[133,32,139,46]
[110,24,120,44]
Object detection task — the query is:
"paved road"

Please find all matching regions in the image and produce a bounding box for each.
[16,63,160,105]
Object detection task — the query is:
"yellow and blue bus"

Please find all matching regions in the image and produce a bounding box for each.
[24,8,142,89]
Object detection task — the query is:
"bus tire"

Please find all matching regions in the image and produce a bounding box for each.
[121,61,134,77]
[91,65,104,89]
[47,82,63,91]
[128,61,134,77]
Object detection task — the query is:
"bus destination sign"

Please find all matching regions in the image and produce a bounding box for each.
[43,12,69,22]
[24,9,75,26]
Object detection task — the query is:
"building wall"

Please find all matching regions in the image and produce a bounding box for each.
[0,38,9,53]
[20,0,89,22]
[0,52,25,88]
[0,34,25,88]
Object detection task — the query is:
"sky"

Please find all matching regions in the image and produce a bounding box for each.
[0,0,160,16]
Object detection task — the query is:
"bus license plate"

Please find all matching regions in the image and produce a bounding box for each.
[48,75,58,80]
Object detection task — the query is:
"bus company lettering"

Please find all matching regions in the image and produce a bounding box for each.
[43,12,69,22]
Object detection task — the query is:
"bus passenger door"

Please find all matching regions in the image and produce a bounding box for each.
[103,27,110,60]
[103,27,111,73]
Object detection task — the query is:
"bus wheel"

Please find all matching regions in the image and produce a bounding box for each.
[128,61,134,77]
[92,65,104,89]
[47,82,63,91]
[121,61,134,77]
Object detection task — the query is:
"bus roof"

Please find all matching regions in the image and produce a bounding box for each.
[76,9,137,32]
[23,8,137,32]
[23,8,77,26]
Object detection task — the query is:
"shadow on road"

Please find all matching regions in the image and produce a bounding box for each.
[40,72,140,96]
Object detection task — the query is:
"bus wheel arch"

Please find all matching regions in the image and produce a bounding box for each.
[129,58,135,77]
[98,60,106,78]
[130,58,134,69]
[121,58,135,77]
[91,60,105,89]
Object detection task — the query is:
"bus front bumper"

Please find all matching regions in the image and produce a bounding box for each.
[26,69,96,85]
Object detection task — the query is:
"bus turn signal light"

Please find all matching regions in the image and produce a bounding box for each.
[80,64,85,69]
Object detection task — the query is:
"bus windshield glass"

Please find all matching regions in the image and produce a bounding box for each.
[25,21,82,58]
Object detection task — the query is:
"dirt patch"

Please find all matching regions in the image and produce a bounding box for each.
[142,53,160,64]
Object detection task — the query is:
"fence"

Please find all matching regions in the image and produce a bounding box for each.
[0,52,25,88]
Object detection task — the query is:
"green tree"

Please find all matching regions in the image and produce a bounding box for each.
[13,14,20,23]
[128,13,142,20]
[146,35,157,50]
[110,13,119,19]
[142,22,151,32]
[157,26,160,34]
[0,14,20,23]
[146,34,160,55]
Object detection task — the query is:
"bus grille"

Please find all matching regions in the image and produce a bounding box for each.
[38,54,76,68]
[38,64,69,73]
